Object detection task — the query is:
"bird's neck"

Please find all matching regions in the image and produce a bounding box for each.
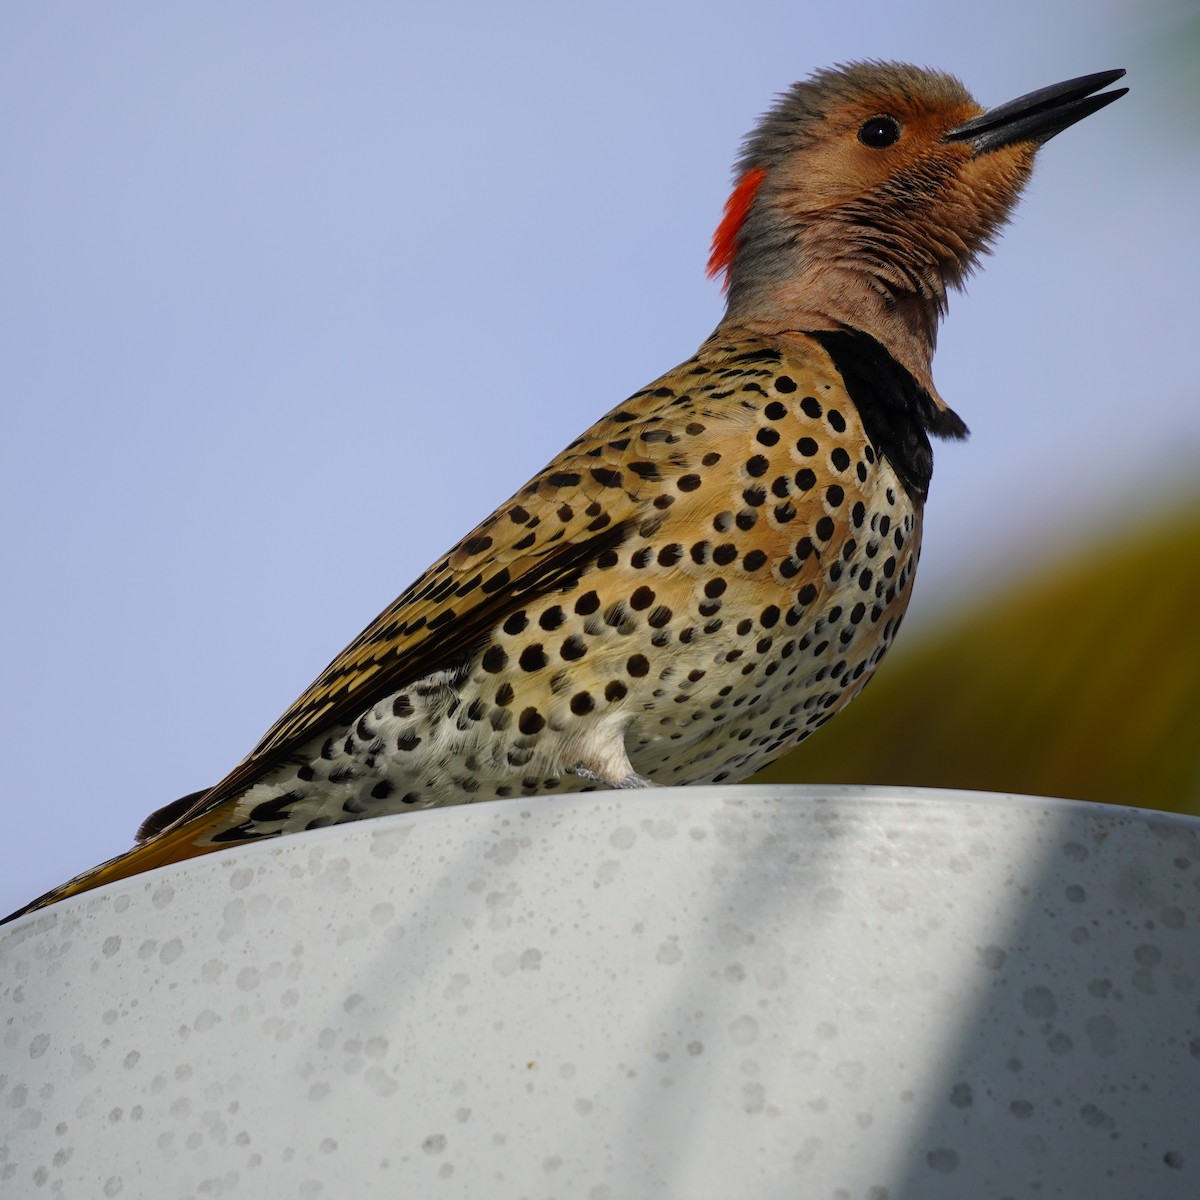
[721,222,954,409]
[725,267,944,398]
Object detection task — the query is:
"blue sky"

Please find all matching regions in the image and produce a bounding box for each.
[2,1,1197,913]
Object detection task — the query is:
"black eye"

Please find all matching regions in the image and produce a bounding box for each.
[858,117,902,149]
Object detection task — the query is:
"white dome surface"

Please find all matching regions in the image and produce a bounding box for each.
[2,785,1198,1198]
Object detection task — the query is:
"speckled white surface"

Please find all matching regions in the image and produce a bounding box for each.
[2,785,1198,1198]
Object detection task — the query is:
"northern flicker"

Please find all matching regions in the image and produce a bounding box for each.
[5,63,1126,922]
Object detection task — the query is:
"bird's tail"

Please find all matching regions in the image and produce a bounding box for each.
[1,814,243,926]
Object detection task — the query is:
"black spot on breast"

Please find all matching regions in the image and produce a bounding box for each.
[575,591,600,615]
[561,635,587,661]
[539,606,566,630]
[481,646,508,673]
[519,645,548,671]
[630,586,655,610]
[518,707,546,734]
[604,601,629,627]
[648,605,673,628]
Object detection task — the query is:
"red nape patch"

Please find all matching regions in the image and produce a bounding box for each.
[707,166,767,288]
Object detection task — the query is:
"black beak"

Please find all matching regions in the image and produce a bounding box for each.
[945,69,1127,155]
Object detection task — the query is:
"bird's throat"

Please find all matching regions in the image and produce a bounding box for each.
[725,268,948,412]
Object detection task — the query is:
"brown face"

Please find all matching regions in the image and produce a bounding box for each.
[759,88,1041,291]
[769,90,988,213]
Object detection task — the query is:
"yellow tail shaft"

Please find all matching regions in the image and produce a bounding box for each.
[2,815,252,925]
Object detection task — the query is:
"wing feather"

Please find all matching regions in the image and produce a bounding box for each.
[164,347,738,825]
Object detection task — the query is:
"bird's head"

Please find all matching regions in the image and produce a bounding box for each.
[711,62,1126,398]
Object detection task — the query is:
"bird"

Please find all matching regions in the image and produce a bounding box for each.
[4,62,1126,923]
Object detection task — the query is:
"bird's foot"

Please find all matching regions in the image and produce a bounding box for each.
[616,771,652,789]
[571,765,651,790]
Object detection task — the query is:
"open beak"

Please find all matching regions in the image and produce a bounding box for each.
[946,69,1127,155]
